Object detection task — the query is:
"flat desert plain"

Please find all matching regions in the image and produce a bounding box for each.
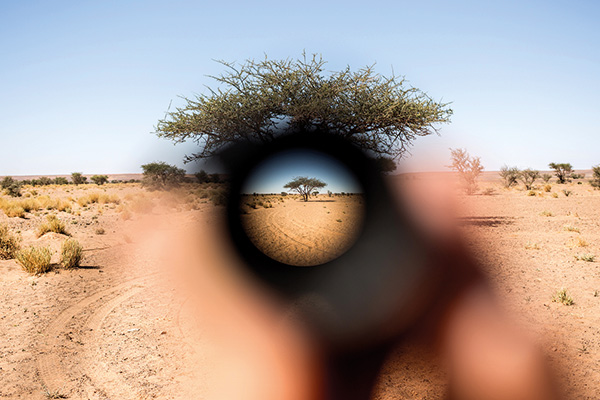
[0,175,599,399]
[240,194,364,266]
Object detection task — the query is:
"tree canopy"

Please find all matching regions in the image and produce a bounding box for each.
[141,162,186,190]
[548,163,573,184]
[155,54,452,164]
[284,176,327,202]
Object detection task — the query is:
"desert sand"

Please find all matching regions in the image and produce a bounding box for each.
[1,175,599,399]
[240,194,364,266]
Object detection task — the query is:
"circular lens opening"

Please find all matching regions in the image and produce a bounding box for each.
[240,149,365,267]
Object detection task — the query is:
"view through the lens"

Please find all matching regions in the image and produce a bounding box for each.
[240,149,365,266]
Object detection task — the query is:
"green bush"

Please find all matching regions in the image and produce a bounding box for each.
[591,165,600,189]
[53,177,69,185]
[5,182,22,197]
[1,176,16,189]
[91,175,109,185]
[0,224,21,259]
[17,246,53,274]
[61,239,83,269]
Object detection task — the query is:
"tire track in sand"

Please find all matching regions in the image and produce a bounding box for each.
[36,273,161,397]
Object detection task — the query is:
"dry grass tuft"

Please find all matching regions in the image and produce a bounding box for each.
[61,238,83,269]
[37,215,70,237]
[575,254,595,262]
[552,288,574,306]
[17,246,53,274]
[567,237,588,248]
[0,198,26,218]
[0,224,21,259]
[78,192,120,207]
[563,225,580,233]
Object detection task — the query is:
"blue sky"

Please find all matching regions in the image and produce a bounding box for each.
[1,1,598,175]
[242,150,362,194]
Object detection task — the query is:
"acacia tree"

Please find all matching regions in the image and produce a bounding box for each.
[499,165,520,188]
[141,162,186,190]
[284,177,326,202]
[71,172,87,185]
[548,163,573,184]
[154,54,452,165]
[91,175,109,185]
[449,148,484,195]
[519,169,540,190]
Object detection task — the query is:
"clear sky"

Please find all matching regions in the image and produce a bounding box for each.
[242,150,362,194]
[1,1,598,175]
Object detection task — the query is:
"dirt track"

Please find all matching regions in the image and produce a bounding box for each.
[241,195,364,266]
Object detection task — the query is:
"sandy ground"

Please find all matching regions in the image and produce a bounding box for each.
[241,195,364,266]
[1,176,599,399]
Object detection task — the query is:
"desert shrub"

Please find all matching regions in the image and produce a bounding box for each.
[571,173,585,180]
[541,173,552,183]
[499,165,520,188]
[17,246,52,274]
[95,227,105,235]
[590,165,600,189]
[60,239,83,269]
[0,201,25,218]
[36,196,71,211]
[562,189,572,197]
[519,169,539,190]
[39,177,53,186]
[449,148,484,195]
[543,184,552,192]
[482,187,495,196]
[37,215,69,237]
[194,170,209,183]
[1,176,16,189]
[1,177,22,197]
[540,210,553,217]
[0,224,21,259]
[19,198,40,212]
[551,192,559,198]
[552,288,574,306]
[90,175,109,185]
[5,182,22,197]
[53,177,69,185]
[575,254,595,262]
[527,190,536,196]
